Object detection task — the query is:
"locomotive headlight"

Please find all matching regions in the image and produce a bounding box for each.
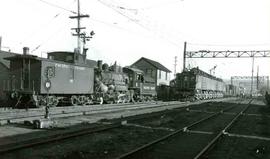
[45,80,51,90]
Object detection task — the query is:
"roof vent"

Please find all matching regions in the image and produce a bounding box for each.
[23,47,29,55]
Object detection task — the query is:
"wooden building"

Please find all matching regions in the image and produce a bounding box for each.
[131,57,171,86]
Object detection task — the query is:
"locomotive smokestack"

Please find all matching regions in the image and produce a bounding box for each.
[23,47,29,55]
[97,60,102,70]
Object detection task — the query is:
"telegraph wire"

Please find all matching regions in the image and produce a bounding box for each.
[31,20,73,53]
[38,0,77,14]
[18,13,62,46]
[137,0,184,10]
[97,0,183,47]
[19,0,77,51]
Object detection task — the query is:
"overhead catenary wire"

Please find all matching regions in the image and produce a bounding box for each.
[187,42,270,47]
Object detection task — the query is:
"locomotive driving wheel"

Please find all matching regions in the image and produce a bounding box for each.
[78,95,87,105]
[71,95,79,106]
[49,95,59,107]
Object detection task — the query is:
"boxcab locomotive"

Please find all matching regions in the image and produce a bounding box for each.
[167,67,225,101]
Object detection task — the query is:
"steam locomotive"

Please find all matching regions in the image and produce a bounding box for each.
[3,50,156,108]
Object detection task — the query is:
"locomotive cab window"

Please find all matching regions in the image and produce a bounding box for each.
[141,75,144,83]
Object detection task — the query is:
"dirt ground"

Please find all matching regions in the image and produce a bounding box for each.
[1,99,268,159]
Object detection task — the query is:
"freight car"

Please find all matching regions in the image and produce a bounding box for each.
[224,84,245,97]
[3,51,156,108]
[161,67,226,101]
[265,91,270,106]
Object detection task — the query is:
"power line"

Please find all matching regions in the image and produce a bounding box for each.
[138,0,184,10]
[97,0,182,47]
[18,13,62,46]
[38,0,77,14]
[19,0,77,50]
[31,20,73,53]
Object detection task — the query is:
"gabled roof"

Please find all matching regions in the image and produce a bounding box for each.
[0,50,19,69]
[123,66,144,74]
[132,57,171,73]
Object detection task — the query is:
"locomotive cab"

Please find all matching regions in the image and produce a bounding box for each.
[123,67,156,101]
[123,67,144,89]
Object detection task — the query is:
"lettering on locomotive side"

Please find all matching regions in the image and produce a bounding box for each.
[74,66,86,71]
[55,63,69,69]
[143,86,155,90]
[54,63,86,70]
[143,86,150,90]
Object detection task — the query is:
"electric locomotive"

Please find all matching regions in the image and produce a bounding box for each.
[164,67,226,101]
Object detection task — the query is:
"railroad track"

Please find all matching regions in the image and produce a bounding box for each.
[116,99,253,159]
[0,99,231,125]
[0,99,236,156]
[0,122,122,154]
[0,101,181,124]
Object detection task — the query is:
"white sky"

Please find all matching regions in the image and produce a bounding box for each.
[0,0,270,80]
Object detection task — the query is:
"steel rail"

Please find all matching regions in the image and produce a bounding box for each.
[116,101,241,159]
[0,102,195,154]
[0,123,121,154]
[193,99,253,159]
[0,102,185,124]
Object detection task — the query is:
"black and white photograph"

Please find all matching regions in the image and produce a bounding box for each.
[0,0,270,158]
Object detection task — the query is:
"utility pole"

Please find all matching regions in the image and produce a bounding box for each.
[174,56,177,78]
[267,76,269,90]
[183,41,187,72]
[70,0,89,54]
[257,66,259,90]
[250,56,255,97]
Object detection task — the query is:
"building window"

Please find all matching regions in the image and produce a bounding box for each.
[159,70,161,79]
[165,72,168,80]
[151,70,155,78]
